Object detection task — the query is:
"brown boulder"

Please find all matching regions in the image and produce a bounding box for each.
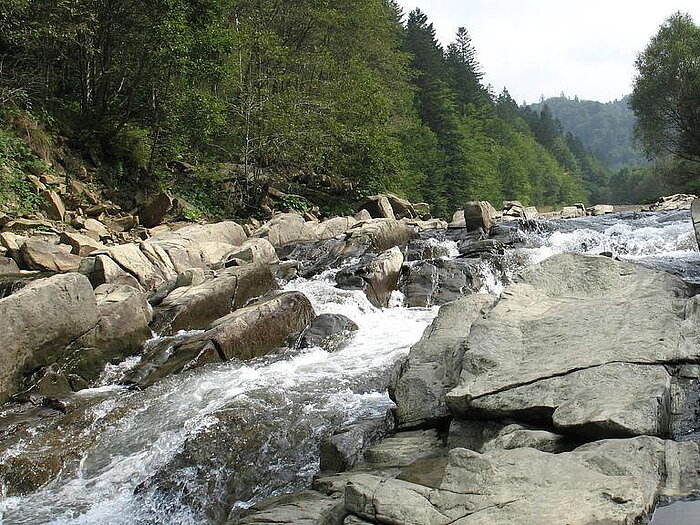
[21,237,82,272]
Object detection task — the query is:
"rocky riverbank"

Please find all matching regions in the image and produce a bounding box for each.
[1,192,699,523]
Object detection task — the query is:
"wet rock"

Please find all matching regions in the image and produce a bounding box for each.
[297,313,359,350]
[320,410,395,473]
[41,190,65,221]
[336,247,403,308]
[139,191,174,228]
[390,294,496,429]
[457,238,506,258]
[235,491,346,524]
[223,238,278,266]
[151,264,278,334]
[692,198,700,248]
[464,201,497,232]
[128,291,315,387]
[60,231,105,256]
[446,253,698,440]
[401,258,485,307]
[0,273,99,403]
[21,237,82,272]
[359,195,395,220]
[208,291,316,360]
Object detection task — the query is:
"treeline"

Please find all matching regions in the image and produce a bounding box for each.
[1,0,614,217]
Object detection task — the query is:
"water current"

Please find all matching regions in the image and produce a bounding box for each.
[1,210,698,524]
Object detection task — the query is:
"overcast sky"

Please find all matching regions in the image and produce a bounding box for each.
[396,1,700,104]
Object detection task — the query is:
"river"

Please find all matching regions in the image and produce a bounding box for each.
[1,210,698,524]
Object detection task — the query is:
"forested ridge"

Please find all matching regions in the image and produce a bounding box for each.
[0,1,649,218]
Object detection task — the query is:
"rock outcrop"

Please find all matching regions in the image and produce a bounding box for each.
[336,247,403,308]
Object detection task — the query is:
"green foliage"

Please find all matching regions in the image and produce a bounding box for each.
[631,12,700,166]
[530,96,647,171]
[0,0,618,216]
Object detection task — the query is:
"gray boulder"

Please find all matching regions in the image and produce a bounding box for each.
[344,437,700,525]
[390,294,496,429]
[464,201,497,232]
[151,264,278,334]
[336,247,403,308]
[359,195,395,220]
[0,273,99,402]
[235,491,346,524]
[297,313,359,351]
[401,258,485,307]
[446,253,699,439]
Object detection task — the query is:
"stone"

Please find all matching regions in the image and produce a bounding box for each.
[252,213,313,247]
[692,198,700,249]
[385,193,416,219]
[468,363,672,439]
[0,273,99,403]
[83,218,110,240]
[207,291,316,360]
[106,214,137,232]
[363,430,444,468]
[127,291,315,387]
[235,491,346,525]
[297,313,359,350]
[315,217,357,240]
[344,219,416,254]
[449,210,466,228]
[0,256,20,274]
[649,193,697,212]
[75,283,153,364]
[41,190,65,221]
[447,419,577,454]
[59,231,105,256]
[446,253,699,440]
[5,218,56,232]
[151,264,278,334]
[78,254,142,290]
[139,191,174,228]
[359,195,395,220]
[354,209,372,221]
[561,205,584,218]
[464,201,497,232]
[590,204,615,216]
[21,237,82,272]
[320,410,395,473]
[523,206,539,219]
[344,437,700,525]
[223,238,278,266]
[390,294,496,429]
[401,258,485,307]
[335,247,403,308]
[413,203,431,219]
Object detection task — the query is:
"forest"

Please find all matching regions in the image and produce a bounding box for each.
[0,1,694,218]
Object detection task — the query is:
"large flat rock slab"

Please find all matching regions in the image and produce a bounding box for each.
[344,437,700,525]
[446,253,698,438]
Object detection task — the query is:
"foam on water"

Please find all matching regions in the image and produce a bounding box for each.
[0,271,436,524]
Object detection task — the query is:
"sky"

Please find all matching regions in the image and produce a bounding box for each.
[396,1,700,104]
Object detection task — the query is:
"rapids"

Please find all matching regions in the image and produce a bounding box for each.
[1,210,699,524]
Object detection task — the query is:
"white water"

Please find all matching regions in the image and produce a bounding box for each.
[0,270,437,524]
[1,211,698,524]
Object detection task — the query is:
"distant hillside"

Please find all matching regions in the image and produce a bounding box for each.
[529,96,648,171]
